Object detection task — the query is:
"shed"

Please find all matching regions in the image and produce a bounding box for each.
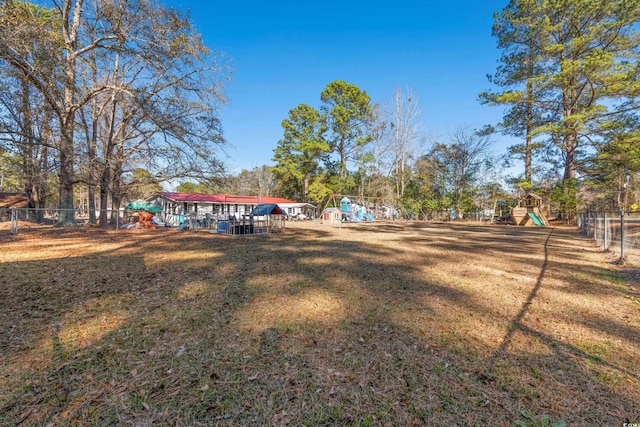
[0,192,28,209]
[0,192,28,221]
[321,207,342,226]
[277,202,317,219]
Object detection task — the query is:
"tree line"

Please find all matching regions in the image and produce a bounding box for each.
[0,0,229,225]
[483,0,640,216]
[2,0,639,225]
[268,0,640,218]
[266,81,498,219]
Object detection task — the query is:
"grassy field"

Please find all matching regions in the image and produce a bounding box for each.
[0,220,638,426]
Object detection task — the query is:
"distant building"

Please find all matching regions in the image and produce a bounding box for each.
[146,191,315,226]
[0,192,28,221]
[0,192,28,209]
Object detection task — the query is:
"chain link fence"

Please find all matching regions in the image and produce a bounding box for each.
[2,208,123,234]
[2,208,288,236]
[398,209,495,221]
[577,210,640,264]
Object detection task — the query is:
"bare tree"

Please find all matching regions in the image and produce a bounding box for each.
[428,127,492,215]
[226,166,277,199]
[390,86,422,199]
[366,86,423,204]
[0,68,56,214]
[0,0,229,225]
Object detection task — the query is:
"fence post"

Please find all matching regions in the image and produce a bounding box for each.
[603,212,607,251]
[620,210,625,261]
[10,208,17,234]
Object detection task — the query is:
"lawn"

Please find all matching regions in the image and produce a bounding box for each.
[0,220,638,426]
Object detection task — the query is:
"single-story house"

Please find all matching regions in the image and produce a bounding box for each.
[146,191,315,226]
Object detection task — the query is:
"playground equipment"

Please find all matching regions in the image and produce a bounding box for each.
[211,204,286,235]
[125,200,162,229]
[320,196,375,226]
[493,200,518,223]
[338,196,374,222]
[508,193,549,226]
[131,210,157,229]
[340,197,353,221]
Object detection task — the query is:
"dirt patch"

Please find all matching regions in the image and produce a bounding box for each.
[0,221,638,425]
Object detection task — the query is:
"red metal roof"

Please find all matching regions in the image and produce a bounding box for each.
[152,192,296,205]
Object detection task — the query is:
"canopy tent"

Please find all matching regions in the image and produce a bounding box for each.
[249,204,285,216]
[126,200,162,214]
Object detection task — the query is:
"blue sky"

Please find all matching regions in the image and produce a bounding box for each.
[166,1,513,174]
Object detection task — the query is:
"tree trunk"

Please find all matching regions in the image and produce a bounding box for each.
[561,132,577,221]
[36,113,52,220]
[339,137,346,179]
[35,148,46,211]
[400,150,406,198]
[524,36,536,184]
[563,130,577,181]
[110,176,122,225]
[56,0,84,226]
[525,70,533,183]
[57,120,76,226]
[525,128,532,182]
[87,114,98,224]
[110,153,124,225]
[99,164,110,227]
[20,78,36,215]
[88,185,97,223]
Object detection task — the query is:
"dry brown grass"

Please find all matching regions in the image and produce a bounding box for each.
[0,220,638,426]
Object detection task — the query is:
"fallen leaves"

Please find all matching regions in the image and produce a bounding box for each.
[0,222,638,425]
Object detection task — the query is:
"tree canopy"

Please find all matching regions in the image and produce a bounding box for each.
[0,0,230,225]
[3,1,640,222]
[272,103,328,201]
[484,0,640,215]
[320,80,374,180]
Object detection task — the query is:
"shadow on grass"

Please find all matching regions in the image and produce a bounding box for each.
[0,223,638,425]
